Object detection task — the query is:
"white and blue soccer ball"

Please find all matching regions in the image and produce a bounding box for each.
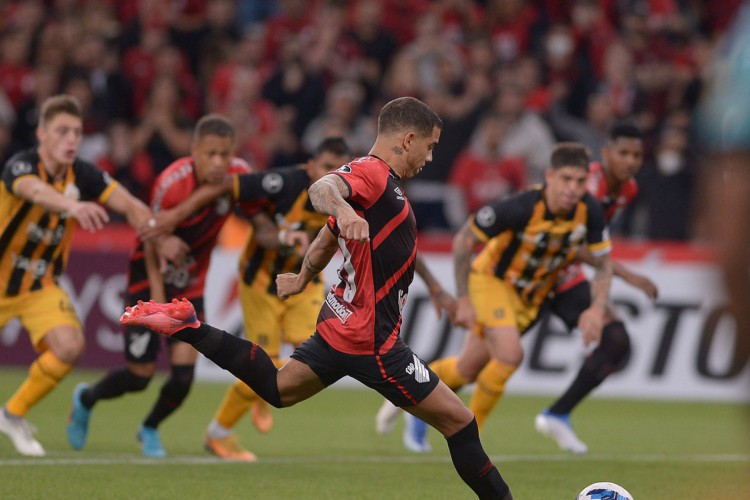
[576,482,634,500]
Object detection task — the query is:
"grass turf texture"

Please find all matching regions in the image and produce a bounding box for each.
[0,368,747,499]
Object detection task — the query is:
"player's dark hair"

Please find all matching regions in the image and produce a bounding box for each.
[194,114,235,140]
[608,121,643,141]
[378,97,442,137]
[315,136,351,158]
[39,95,82,125]
[550,142,590,170]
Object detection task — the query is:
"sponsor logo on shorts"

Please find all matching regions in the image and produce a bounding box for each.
[325,291,353,324]
[405,354,430,383]
[128,331,151,358]
[494,308,505,319]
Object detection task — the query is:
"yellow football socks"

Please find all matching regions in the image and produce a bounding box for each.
[469,360,516,430]
[215,380,257,429]
[429,356,468,390]
[214,358,285,430]
[6,351,73,417]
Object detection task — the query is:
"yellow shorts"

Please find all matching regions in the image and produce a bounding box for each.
[469,272,540,336]
[240,281,324,358]
[0,285,81,350]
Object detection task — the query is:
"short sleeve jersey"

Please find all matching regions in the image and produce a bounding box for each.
[585,161,638,223]
[127,156,251,300]
[470,187,611,307]
[316,156,417,356]
[234,166,328,295]
[0,149,119,297]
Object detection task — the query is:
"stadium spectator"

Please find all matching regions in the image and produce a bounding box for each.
[446,113,526,225]
[97,120,155,205]
[120,96,513,500]
[0,94,152,457]
[132,75,193,175]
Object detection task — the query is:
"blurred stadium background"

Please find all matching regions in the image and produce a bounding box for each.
[0,1,748,498]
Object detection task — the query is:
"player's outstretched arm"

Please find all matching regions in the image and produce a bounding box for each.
[138,178,232,240]
[15,177,110,232]
[578,252,613,347]
[308,174,369,242]
[103,184,152,230]
[612,261,658,300]
[452,219,482,330]
[276,226,339,301]
[576,247,658,300]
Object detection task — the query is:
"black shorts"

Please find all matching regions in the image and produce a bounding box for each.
[123,293,205,363]
[290,333,440,408]
[546,281,591,331]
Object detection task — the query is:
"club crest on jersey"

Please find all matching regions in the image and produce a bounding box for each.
[10,160,32,177]
[262,172,284,193]
[475,206,496,228]
[325,291,353,324]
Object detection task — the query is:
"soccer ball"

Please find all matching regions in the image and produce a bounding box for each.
[576,481,634,500]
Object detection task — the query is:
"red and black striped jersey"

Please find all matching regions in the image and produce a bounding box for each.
[0,149,119,297]
[586,161,638,223]
[234,166,328,295]
[127,156,253,300]
[470,187,611,307]
[316,156,417,356]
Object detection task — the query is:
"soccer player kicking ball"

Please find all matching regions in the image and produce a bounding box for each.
[121,97,513,499]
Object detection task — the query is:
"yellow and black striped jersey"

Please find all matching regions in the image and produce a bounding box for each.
[470,187,610,307]
[234,166,328,295]
[0,149,118,297]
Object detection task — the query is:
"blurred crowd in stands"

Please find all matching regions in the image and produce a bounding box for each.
[0,0,740,239]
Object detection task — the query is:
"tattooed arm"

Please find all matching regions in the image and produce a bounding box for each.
[308,174,369,242]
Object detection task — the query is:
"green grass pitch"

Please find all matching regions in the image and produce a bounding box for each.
[0,368,747,499]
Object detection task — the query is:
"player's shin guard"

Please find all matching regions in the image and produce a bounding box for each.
[429,356,469,390]
[549,321,630,414]
[469,360,516,430]
[172,324,282,408]
[143,365,195,428]
[446,417,512,500]
[6,351,73,416]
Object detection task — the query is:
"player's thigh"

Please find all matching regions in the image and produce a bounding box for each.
[280,282,323,346]
[455,332,491,382]
[240,284,283,355]
[276,358,326,407]
[469,274,525,365]
[407,381,474,437]
[17,286,83,355]
[483,325,524,366]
